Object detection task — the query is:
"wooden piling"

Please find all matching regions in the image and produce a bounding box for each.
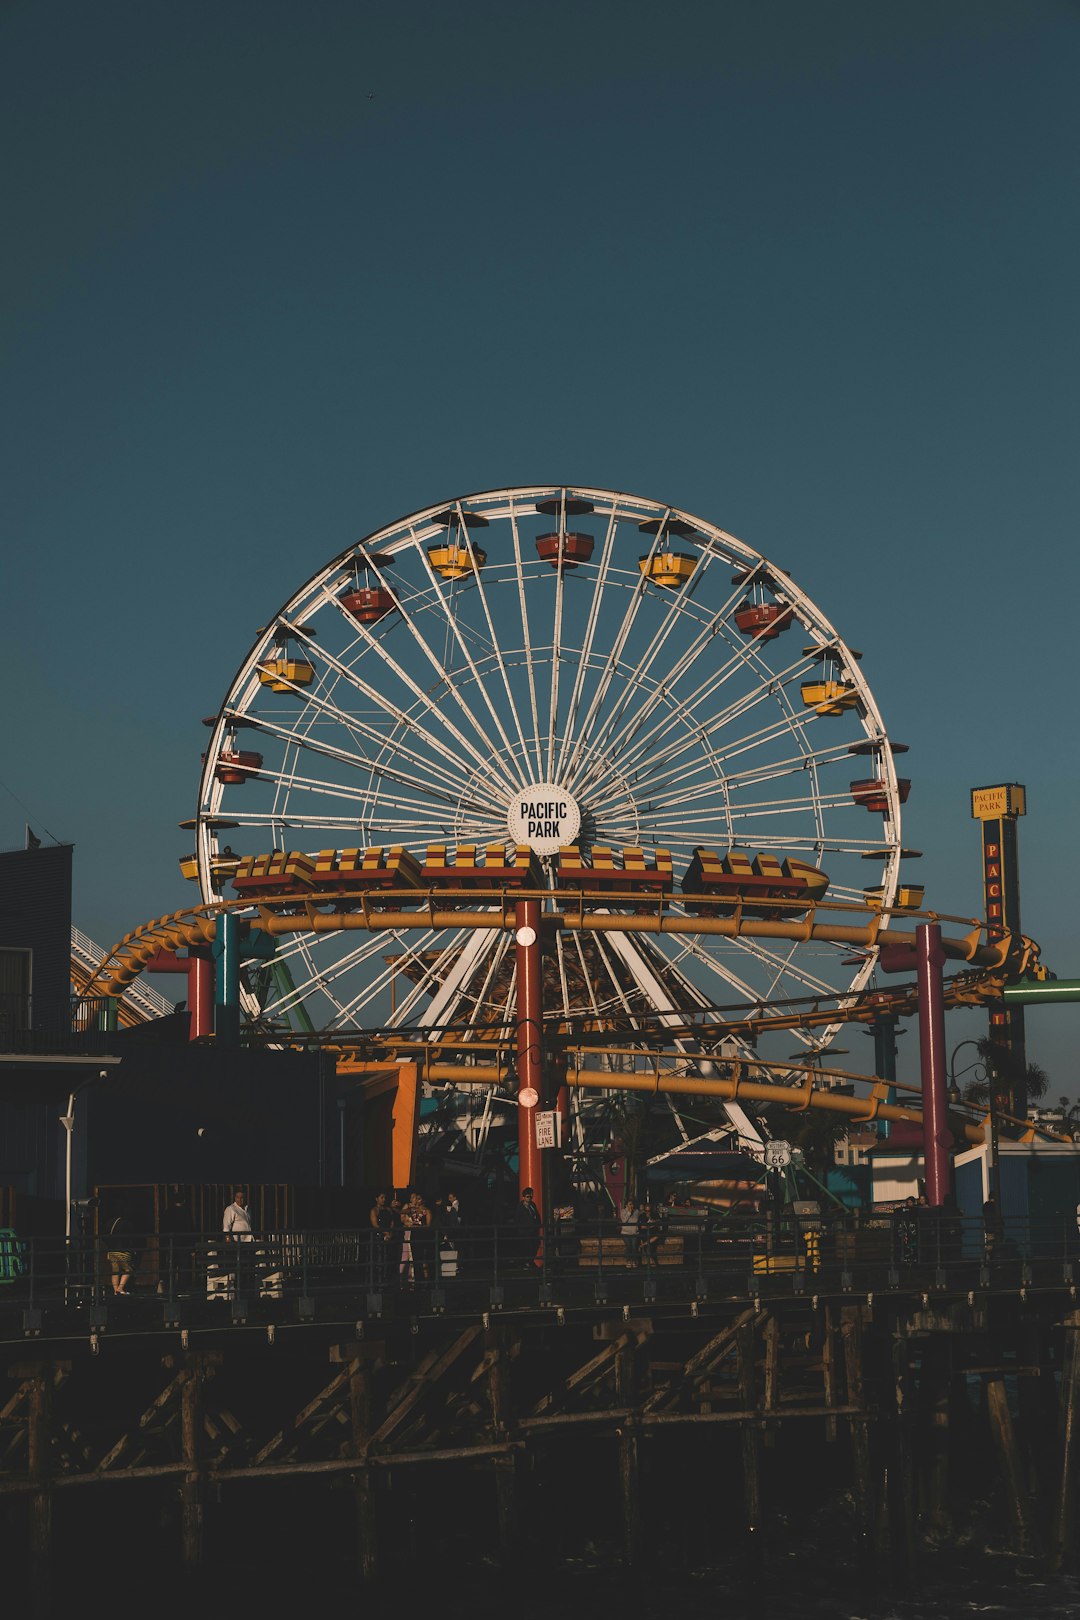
[1051,1307,1080,1571]
[615,1337,641,1567]
[485,1325,519,1564]
[25,1363,53,1620]
[985,1375,1034,1555]
[178,1358,205,1572]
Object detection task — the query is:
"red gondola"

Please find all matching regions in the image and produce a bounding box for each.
[209,749,263,785]
[733,601,795,641]
[850,778,911,813]
[339,585,395,624]
[535,532,595,568]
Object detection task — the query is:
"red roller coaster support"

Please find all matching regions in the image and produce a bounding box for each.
[144,948,215,1042]
[515,898,544,1213]
[917,922,951,1206]
[189,950,215,1042]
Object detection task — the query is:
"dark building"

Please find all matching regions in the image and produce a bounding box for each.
[0,844,342,1233]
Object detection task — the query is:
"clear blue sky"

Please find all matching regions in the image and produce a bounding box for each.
[3,1,1078,1095]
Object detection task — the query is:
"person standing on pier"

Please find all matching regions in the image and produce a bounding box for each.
[512,1186,542,1269]
[223,1189,255,1295]
[983,1193,1003,1260]
[368,1190,395,1288]
[107,1211,136,1296]
[620,1197,641,1266]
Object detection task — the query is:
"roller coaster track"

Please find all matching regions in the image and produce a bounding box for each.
[69,925,175,1027]
[70,888,1064,1142]
[79,887,1030,1006]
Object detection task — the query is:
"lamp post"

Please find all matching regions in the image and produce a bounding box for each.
[61,1069,109,1239]
[949,1039,997,1200]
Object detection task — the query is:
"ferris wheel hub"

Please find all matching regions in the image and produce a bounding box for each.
[507,782,581,856]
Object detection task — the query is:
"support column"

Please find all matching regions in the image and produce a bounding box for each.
[213,910,240,1049]
[986,1376,1034,1555]
[615,1338,641,1567]
[188,950,214,1042]
[515,898,544,1211]
[485,1325,519,1564]
[1051,1308,1080,1571]
[871,1013,898,1139]
[916,922,950,1206]
[920,1336,952,1538]
[345,1349,380,1585]
[179,1359,205,1573]
[737,1319,766,1588]
[842,1307,878,1582]
[887,1324,917,1589]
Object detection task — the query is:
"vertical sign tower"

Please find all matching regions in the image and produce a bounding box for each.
[970,782,1027,1116]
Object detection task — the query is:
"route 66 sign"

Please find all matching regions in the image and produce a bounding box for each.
[763,1139,792,1171]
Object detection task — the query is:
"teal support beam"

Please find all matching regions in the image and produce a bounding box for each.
[213,910,240,1048]
[871,1015,898,1139]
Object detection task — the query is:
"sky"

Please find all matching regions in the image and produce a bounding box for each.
[3,0,1078,1097]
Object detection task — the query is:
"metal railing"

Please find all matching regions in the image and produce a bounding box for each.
[2,1211,1079,1332]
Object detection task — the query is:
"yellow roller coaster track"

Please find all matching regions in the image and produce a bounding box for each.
[73,886,1065,1141]
[81,886,1031,1002]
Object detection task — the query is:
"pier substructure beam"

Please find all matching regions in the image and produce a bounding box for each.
[485,1324,520,1565]
[919,1335,953,1538]
[841,1306,878,1580]
[614,1336,641,1568]
[736,1318,766,1590]
[179,1357,206,1573]
[1051,1308,1080,1572]
[340,1343,382,1585]
[886,1323,917,1590]
[986,1375,1035,1556]
[24,1362,55,1620]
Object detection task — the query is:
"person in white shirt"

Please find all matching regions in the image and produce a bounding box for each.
[223,1190,253,1238]
[222,1190,255,1294]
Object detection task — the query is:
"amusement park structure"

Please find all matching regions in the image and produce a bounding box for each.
[78,486,1066,1209]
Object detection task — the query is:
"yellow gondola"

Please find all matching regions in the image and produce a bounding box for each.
[258,658,315,692]
[638,552,697,589]
[863,884,925,911]
[800,679,858,715]
[427,543,487,579]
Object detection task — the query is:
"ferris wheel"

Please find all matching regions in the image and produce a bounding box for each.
[193,485,908,1073]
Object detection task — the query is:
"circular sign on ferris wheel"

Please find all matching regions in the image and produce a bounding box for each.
[507,783,581,857]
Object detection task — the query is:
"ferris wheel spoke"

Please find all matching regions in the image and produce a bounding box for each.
[450,500,535,781]
[565,547,729,791]
[550,504,623,783]
[255,932,389,1022]
[377,929,482,1028]
[235,766,503,841]
[558,516,683,788]
[459,930,514,1032]
[509,502,545,780]
[604,758,851,824]
[573,607,772,800]
[553,929,574,1025]
[243,676,505,815]
[284,613,513,801]
[589,643,815,797]
[401,527,525,777]
[565,931,604,1026]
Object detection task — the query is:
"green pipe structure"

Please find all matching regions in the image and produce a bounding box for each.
[1003,979,1080,1005]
